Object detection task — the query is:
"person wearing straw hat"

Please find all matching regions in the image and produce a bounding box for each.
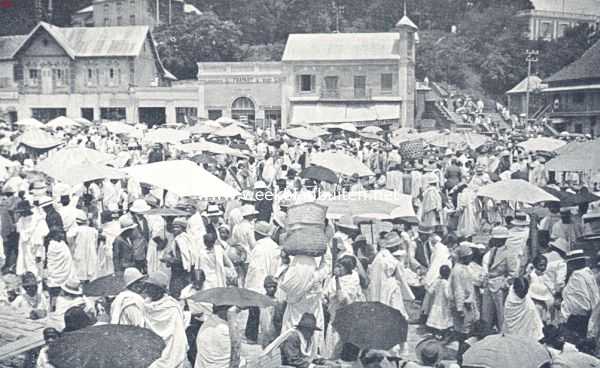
[231,204,258,255]
[70,210,99,283]
[279,313,322,368]
[112,215,139,273]
[368,232,411,323]
[551,208,584,251]
[244,221,280,342]
[15,200,49,278]
[420,176,442,228]
[506,211,531,273]
[110,267,146,327]
[544,238,569,296]
[203,204,224,238]
[11,271,48,319]
[481,226,519,334]
[143,271,189,368]
[561,250,600,338]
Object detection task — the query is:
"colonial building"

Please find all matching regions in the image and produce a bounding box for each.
[517,0,600,40]
[72,0,201,28]
[543,38,600,136]
[0,22,200,125]
[505,75,546,116]
[197,15,418,129]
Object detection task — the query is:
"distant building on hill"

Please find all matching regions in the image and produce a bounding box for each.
[71,0,201,28]
[517,0,600,40]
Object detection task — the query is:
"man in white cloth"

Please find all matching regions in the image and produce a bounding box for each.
[111,267,145,327]
[197,233,233,290]
[69,210,98,283]
[143,271,188,368]
[15,201,48,277]
[503,276,544,340]
[506,212,531,273]
[561,251,600,338]
[45,230,74,311]
[145,195,169,275]
[231,205,257,254]
[195,305,240,368]
[368,232,412,321]
[280,253,328,355]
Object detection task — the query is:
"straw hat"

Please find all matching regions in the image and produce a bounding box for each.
[455,243,473,259]
[205,204,223,217]
[254,181,268,190]
[418,225,434,235]
[254,221,273,237]
[528,282,553,303]
[549,238,569,253]
[380,232,402,249]
[119,215,138,232]
[75,210,88,224]
[145,271,169,291]
[61,279,83,296]
[241,205,259,218]
[512,212,530,227]
[490,226,509,239]
[123,267,145,288]
[129,199,151,213]
[38,196,54,208]
[172,217,188,228]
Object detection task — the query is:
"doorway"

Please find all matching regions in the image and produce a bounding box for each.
[138,107,166,127]
[231,97,255,126]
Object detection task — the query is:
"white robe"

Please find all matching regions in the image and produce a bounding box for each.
[561,268,600,320]
[503,287,544,340]
[71,225,98,282]
[368,249,409,320]
[244,237,280,293]
[46,240,74,288]
[145,296,188,368]
[111,289,145,327]
[16,214,49,277]
[422,241,451,291]
[194,316,231,368]
[197,246,227,290]
[279,255,326,354]
[147,214,169,274]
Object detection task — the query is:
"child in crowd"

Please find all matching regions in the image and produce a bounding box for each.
[36,327,60,368]
[258,275,286,348]
[426,265,453,337]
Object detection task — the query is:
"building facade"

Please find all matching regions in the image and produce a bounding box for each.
[197,16,418,129]
[0,22,200,125]
[72,0,200,28]
[543,39,600,136]
[517,0,600,40]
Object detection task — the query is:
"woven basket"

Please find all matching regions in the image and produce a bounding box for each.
[286,202,328,228]
[398,139,425,160]
[282,225,328,257]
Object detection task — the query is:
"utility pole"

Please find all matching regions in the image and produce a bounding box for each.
[525,49,539,126]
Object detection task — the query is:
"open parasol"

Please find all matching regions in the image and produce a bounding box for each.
[143,128,190,145]
[124,160,240,199]
[185,124,219,135]
[46,116,82,130]
[83,273,126,296]
[517,137,566,152]
[462,334,551,368]
[332,301,408,350]
[310,152,374,177]
[102,121,143,138]
[48,325,165,368]
[319,190,416,221]
[285,126,328,141]
[216,116,249,128]
[542,186,600,207]
[14,117,44,129]
[17,128,63,150]
[426,131,489,150]
[323,123,357,133]
[190,287,277,308]
[48,163,126,186]
[177,141,247,158]
[300,165,338,183]
[212,125,252,140]
[361,126,383,134]
[546,140,600,172]
[142,208,190,217]
[477,179,559,204]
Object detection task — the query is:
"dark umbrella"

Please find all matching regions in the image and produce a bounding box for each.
[48,325,165,368]
[191,154,218,166]
[190,287,277,308]
[83,273,125,297]
[229,142,251,152]
[300,165,338,183]
[463,334,551,368]
[142,207,190,217]
[542,186,599,207]
[332,301,408,350]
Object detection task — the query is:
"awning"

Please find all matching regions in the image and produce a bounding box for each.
[543,84,600,93]
[290,103,400,125]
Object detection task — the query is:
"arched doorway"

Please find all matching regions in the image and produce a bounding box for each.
[231,97,255,126]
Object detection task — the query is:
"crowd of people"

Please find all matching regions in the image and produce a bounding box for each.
[0,119,599,368]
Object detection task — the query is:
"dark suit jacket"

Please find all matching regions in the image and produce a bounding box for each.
[280,331,312,368]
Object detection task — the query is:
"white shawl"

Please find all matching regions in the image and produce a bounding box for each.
[145,296,188,368]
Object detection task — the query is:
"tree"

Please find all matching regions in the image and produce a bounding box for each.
[416,30,472,87]
[154,12,243,80]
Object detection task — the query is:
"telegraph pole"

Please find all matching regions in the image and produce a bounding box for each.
[525,49,539,125]
[333,1,344,33]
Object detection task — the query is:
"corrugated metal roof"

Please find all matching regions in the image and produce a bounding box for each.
[506,76,545,94]
[0,35,27,60]
[545,39,600,83]
[60,25,149,57]
[530,0,600,15]
[282,33,401,61]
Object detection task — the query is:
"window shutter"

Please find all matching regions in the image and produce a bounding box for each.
[311,75,316,91]
[296,75,301,92]
[13,64,23,81]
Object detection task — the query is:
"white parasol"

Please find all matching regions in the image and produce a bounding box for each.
[517,137,566,152]
[143,128,190,145]
[310,152,374,177]
[14,118,44,129]
[477,179,559,204]
[123,160,240,199]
